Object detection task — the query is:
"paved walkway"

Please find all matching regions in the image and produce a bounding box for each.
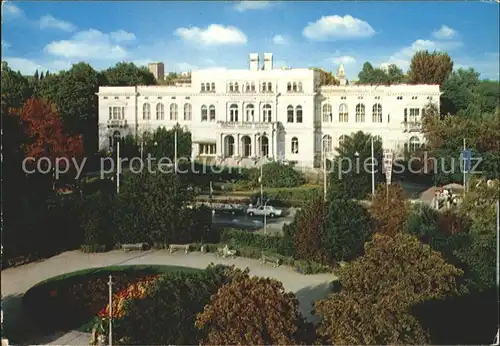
[2,250,336,345]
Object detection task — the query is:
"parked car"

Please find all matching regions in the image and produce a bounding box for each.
[214,204,246,215]
[246,205,283,218]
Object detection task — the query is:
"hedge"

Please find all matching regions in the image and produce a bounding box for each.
[220,228,282,250]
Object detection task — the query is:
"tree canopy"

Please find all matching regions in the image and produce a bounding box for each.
[102,62,157,86]
[408,50,453,85]
[195,268,313,345]
[314,233,465,345]
[357,62,405,85]
[369,183,410,236]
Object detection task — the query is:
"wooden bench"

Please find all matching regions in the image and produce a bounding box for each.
[8,255,30,267]
[121,243,147,252]
[169,244,189,254]
[261,254,280,268]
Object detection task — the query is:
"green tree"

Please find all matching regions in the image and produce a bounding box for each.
[476,80,500,114]
[1,65,33,109]
[196,268,314,345]
[102,62,157,86]
[329,131,384,200]
[322,192,372,263]
[357,62,405,85]
[314,233,465,345]
[114,171,198,246]
[441,68,481,116]
[408,50,453,85]
[246,162,305,188]
[146,124,192,161]
[311,68,340,85]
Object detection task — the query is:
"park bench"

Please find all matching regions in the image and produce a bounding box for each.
[169,244,189,254]
[8,255,30,267]
[260,253,280,268]
[121,243,147,252]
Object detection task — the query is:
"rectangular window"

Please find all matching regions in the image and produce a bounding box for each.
[409,108,420,122]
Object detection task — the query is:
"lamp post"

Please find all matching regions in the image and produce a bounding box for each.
[257,131,266,206]
[108,275,113,346]
[263,198,270,235]
[174,125,178,174]
[116,140,120,194]
[322,139,328,201]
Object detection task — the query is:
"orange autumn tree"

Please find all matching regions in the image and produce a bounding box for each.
[195,268,314,345]
[19,98,84,175]
[369,183,410,236]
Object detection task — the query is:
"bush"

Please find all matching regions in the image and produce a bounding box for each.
[80,192,115,248]
[113,264,236,345]
[250,186,322,207]
[246,162,305,188]
[220,228,282,250]
[293,260,333,274]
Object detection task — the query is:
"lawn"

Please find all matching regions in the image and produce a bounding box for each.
[23,265,201,334]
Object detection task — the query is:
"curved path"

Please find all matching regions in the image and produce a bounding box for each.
[2,249,336,345]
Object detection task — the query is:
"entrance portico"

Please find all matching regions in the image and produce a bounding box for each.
[217,121,278,159]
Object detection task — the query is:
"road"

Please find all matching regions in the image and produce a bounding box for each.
[212,211,295,234]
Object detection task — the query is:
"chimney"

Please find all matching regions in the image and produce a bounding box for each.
[263,53,273,71]
[249,53,259,71]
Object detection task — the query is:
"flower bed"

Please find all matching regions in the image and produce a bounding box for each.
[22,265,200,334]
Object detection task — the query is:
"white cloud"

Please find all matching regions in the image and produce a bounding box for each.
[174,24,248,46]
[432,25,457,40]
[332,55,356,65]
[2,3,24,18]
[234,1,271,12]
[2,57,72,75]
[382,38,463,71]
[272,35,286,45]
[110,30,136,43]
[44,29,131,60]
[303,15,375,41]
[39,15,76,32]
[1,40,11,49]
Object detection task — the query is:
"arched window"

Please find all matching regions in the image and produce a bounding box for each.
[245,82,250,92]
[250,82,255,92]
[259,136,269,157]
[292,82,297,92]
[209,105,216,121]
[263,104,272,122]
[241,136,252,157]
[170,103,178,120]
[287,105,294,123]
[211,82,215,92]
[201,83,206,92]
[156,103,164,120]
[143,103,151,120]
[409,136,420,152]
[291,137,299,154]
[262,82,266,92]
[372,103,382,123]
[267,82,272,91]
[201,105,208,121]
[206,83,210,92]
[355,104,365,123]
[229,104,238,122]
[245,104,255,122]
[339,104,348,122]
[234,82,239,92]
[298,82,303,92]
[322,104,333,122]
[224,135,235,157]
[296,105,303,123]
[322,135,332,154]
[229,83,234,92]
[287,82,292,92]
[184,103,192,120]
[339,135,348,146]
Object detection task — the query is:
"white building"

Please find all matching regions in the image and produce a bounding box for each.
[97,53,440,168]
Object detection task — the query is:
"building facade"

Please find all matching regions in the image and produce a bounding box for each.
[97,53,440,168]
[148,62,165,81]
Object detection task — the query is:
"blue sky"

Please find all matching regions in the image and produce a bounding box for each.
[2,1,499,80]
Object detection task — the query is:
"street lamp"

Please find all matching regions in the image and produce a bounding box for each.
[322,139,328,201]
[263,198,270,235]
[257,131,266,205]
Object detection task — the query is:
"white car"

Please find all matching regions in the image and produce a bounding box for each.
[246,205,283,218]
